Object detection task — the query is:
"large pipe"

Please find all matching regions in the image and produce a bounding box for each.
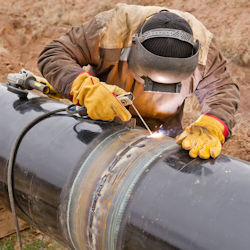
[0,83,250,250]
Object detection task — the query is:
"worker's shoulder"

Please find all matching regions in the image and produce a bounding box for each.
[94,4,158,34]
[94,4,166,48]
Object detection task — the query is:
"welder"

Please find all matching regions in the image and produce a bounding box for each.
[37,3,239,159]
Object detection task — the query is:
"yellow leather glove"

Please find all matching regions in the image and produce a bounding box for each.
[70,73,131,121]
[176,115,228,159]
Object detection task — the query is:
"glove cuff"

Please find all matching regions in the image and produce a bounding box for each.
[69,72,92,101]
[204,114,229,138]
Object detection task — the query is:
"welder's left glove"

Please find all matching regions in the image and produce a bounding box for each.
[176,114,229,159]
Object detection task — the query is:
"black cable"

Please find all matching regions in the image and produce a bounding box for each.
[7,107,67,250]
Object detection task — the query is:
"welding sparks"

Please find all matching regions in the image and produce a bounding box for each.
[147,130,165,139]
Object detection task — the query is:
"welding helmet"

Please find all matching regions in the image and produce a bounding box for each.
[127,11,200,93]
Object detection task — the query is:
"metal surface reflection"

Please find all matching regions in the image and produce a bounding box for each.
[0,83,250,250]
[163,149,214,176]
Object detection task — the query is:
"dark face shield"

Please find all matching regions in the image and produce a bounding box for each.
[128,28,200,93]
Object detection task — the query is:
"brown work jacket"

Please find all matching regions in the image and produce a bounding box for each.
[38,3,240,137]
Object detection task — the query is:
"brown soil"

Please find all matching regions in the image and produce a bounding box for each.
[0,0,249,161]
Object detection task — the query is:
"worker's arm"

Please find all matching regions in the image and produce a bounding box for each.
[38,15,131,121]
[194,38,240,137]
[37,18,100,98]
[176,38,240,159]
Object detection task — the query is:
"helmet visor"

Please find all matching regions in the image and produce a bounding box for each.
[128,28,200,84]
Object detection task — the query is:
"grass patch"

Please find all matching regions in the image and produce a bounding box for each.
[0,228,67,249]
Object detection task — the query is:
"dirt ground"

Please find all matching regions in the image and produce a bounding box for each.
[0,0,249,248]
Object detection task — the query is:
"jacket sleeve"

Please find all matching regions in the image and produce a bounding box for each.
[194,38,240,137]
[37,18,100,98]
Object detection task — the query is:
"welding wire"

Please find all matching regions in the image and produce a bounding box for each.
[131,103,153,135]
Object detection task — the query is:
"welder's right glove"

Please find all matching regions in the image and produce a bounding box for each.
[70,73,131,121]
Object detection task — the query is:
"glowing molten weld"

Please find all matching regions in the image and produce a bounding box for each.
[147,130,165,139]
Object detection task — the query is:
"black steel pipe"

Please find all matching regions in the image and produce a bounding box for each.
[0,83,250,250]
